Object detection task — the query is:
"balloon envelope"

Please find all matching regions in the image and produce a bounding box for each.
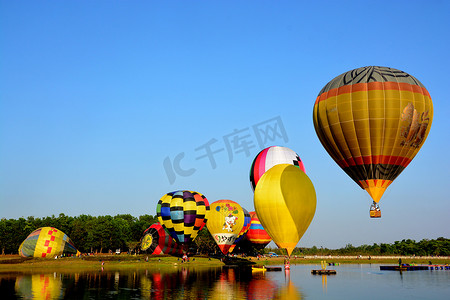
[156,190,210,245]
[206,200,245,255]
[229,208,251,253]
[254,164,316,256]
[18,227,79,258]
[140,223,183,256]
[313,66,433,203]
[250,146,305,191]
[245,211,272,249]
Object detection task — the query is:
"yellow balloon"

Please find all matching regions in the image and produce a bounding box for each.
[206,200,245,255]
[254,164,316,256]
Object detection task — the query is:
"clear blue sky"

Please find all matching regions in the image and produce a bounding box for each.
[1,1,449,249]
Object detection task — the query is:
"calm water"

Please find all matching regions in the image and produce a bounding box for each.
[0,264,449,299]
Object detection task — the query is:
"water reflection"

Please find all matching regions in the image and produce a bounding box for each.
[15,273,62,300]
[0,266,302,300]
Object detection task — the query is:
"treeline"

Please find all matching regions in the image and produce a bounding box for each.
[1,214,448,257]
[0,213,159,254]
[265,237,450,257]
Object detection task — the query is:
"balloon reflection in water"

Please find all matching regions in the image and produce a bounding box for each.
[247,273,277,299]
[213,268,246,299]
[15,273,63,300]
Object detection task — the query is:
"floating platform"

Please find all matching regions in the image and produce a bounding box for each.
[311,269,337,275]
[380,265,449,271]
[429,265,450,270]
[266,266,282,271]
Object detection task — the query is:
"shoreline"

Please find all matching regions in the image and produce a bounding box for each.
[0,254,448,273]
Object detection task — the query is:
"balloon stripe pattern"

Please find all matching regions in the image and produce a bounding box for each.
[313,66,433,202]
[229,208,251,253]
[156,190,209,245]
[140,223,183,255]
[250,146,305,191]
[246,211,272,247]
[18,227,78,258]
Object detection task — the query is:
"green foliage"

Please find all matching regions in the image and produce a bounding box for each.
[0,214,158,254]
[268,238,450,257]
[0,214,448,257]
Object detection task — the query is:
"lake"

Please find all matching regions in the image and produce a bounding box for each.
[0,264,449,299]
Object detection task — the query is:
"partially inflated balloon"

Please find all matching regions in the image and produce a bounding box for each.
[229,208,251,253]
[254,164,316,256]
[250,146,305,191]
[245,211,272,249]
[206,200,245,255]
[18,227,79,258]
[156,190,210,246]
[140,223,183,256]
[313,66,433,204]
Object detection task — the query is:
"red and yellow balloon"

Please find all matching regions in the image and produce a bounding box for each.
[313,66,433,213]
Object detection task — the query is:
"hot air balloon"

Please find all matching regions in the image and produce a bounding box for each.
[254,164,316,257]
[140,223,183,256]
[313,66,433,217]
[245,211,272,249]
[18,227,79,258]
[156,190,210,249]
[228,208,251,253]
[250,146,306,191]
[206,200,245,255]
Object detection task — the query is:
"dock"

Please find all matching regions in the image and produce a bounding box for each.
[266,266,282,271]
[311,269,337,275]
[380,265,449,271]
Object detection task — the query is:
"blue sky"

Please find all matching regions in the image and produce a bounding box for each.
[1,1,449,248]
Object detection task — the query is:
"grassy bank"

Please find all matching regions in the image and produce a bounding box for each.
[0,255,225,273]
[1,254,448,273]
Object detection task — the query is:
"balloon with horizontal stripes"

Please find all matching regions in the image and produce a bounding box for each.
[156,190,210,247]
[313,66,433,208]
[245,211,272,249]
[140,223,183,256]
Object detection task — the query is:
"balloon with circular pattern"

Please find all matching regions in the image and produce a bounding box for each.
[140,223,183,256]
